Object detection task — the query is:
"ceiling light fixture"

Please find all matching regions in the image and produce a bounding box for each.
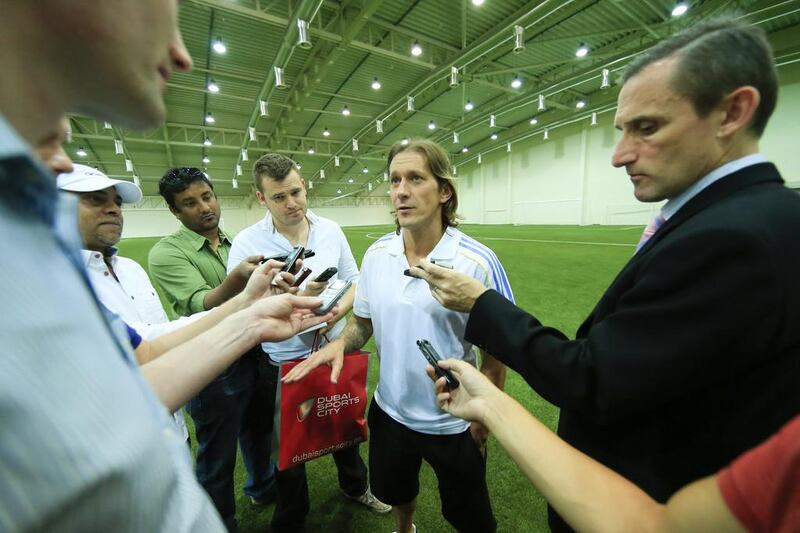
[576,42,590,58]
[450,66,459,88]
[259,100,269,117]
[672,2,689,17]
[352,138,359,152]
[537,94,546,111]
[76,147,87,157]
[371,77,381,90]
[576,100,586,109]
[362,167,369,174]
[591,112,598,125]
[273,66,287,89]
[322,127,330,137]
[490,133,498,140]
[232,178,239,189]
[205,112,215,124]
[401,137,409,146]
[341,105,351,116]
[529,117,539,125]
[202,154,210,164]
[207,79,220,93]
[297,19,311,49]
[248,127,256,141]
[601,68,611,89]
[513,25,525,53]
[472,0,485,6]
[411,41,423,56]
[212,37,226,54]
[203,137,212,146]
[462,146,469,153]
[511,75,522,89]
[427,120,436,130]
[407,96,415,112]
[453,131,460,144]
[465,100,475,111]
[308,147,315,154]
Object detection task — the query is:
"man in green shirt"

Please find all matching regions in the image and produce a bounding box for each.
[150,167,275,532]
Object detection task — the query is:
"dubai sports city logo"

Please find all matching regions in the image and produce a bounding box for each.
[296,393,361,422]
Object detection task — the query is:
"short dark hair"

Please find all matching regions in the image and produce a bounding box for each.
[252,153,299,193]
[622,17,777,137]
[158,167,214,209]
[387,138,460,234]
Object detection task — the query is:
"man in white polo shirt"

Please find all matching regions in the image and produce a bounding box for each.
[285,139,512,533]
[228,153,389,532]
[57,163,191,440]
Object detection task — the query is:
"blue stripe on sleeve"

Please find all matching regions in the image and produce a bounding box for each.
[460,236,514,302]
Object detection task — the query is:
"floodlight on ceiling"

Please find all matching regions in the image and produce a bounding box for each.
[241,148,248,161]
[472,0,485,6]
[349,177,355,183]
[320,169,325,178]
[529,117,539,125]
[232,178,239,189]
[376,119,383,133]
[489,114,496,128]
[203,137,212,146]
[114,139,124,154]
[672,2,689,17]
[248,127,256,142]
[202,154,210,164]
[297,19,312,49]
[511,75,522,89]
[411,41,423,57]
[236,164,242,176]
[362,167,369,174]
[401,137,409,146]
[207,80,219,93]
[259,100,269,117]
[591,112,598,126]
[537,94,546,111]
[205,112,215,124]
[428,120,436,130]
[465,100,474,111]
[453,131,459,144]
[407,96,415,112]
[322,127,330,137]
[450,66,459,88]
[212,37,226,54]
[308,147,315,154]
[103,121,112,130]
[341,105,351,116]
[543,128,549,140]
[490,133,498,141]
[308,181,313,189]
[576,100,586,109]
[462,146,469,153]
[273,66,287,89]
[76,147,87,157]
[125,159,133,172]
[371,77,381,90]
[334,156,340,166]
[507,142,512,152]
[576,42,590,58]
[352,138,359,152]
[337,189,342,194]
[477,153,482,164]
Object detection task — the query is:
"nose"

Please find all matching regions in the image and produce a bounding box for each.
[48,146,74,176]
[394,178,410,198]
[611,132,636,168]
[170,28,193,73]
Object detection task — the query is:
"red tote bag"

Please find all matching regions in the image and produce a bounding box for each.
[273,351,370,470]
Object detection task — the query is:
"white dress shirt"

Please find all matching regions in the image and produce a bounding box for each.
[82,248,190,439]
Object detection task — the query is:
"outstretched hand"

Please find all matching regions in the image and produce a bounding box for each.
[243,259,300,302]
[406,260,488,313]
[243,293,333,343]
[282,338,346,384]
[427,359,499,425]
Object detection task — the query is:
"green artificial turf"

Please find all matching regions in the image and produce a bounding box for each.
[117,223,640,532]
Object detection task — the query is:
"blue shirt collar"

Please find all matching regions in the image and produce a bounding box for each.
[663,154,768,220]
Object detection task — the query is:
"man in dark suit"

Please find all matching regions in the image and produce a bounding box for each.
[409,18,800,532]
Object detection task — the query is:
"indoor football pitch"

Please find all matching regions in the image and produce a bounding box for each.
[117,223,642,533]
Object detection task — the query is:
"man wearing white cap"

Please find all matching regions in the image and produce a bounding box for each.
[57,163,193,439]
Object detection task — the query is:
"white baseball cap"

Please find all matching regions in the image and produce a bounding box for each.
[57,164,142,204]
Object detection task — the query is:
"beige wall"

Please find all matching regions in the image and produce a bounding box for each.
[458,62,800,226]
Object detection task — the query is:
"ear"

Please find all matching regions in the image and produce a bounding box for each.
[718,86,760,139]
[439,181,453,204]
[255,190,267,207]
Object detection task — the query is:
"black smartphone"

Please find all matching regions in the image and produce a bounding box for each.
[292,267,312,287]
[314,279,352,315]
[313,267,338,283]
[416,339,459,389]
[280,245,304,273]
[262,248,315,264]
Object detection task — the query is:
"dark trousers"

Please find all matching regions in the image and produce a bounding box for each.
[262,358,368,532]
[187,349,276,532]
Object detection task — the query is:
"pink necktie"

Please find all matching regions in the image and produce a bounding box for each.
[636,212,665,253]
